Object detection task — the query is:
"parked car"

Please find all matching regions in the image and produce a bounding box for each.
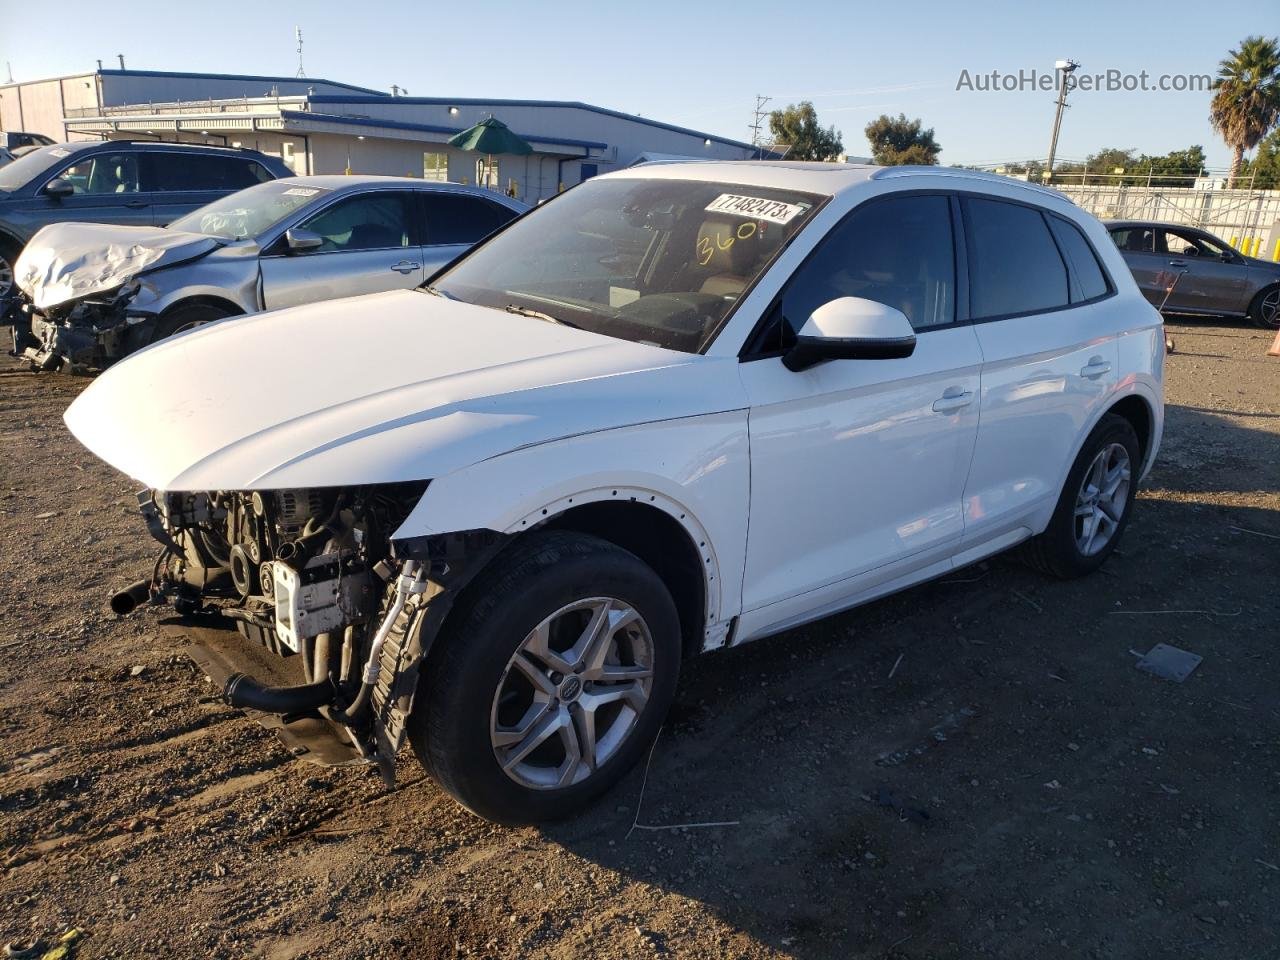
[1,131,55,152]
[65,163,1163,824]
[0,140,292,300]
[1107,219,1280,329]
[10,176,527,370]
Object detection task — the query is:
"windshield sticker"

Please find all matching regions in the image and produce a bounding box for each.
[49,148,71,158]
[705,194,807,225]
[282,187,321,197]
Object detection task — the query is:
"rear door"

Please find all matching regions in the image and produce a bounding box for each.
[260,190,423,310]
[1156,227,1251,315]
[419,191,519,273]
[962,197,1118,548]
[145,152,274,225]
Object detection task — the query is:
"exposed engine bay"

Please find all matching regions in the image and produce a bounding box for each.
[8,284,143,372]
[119,481,503,781]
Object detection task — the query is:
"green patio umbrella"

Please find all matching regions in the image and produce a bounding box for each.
[448,116,532,191]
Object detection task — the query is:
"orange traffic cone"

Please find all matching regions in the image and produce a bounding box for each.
[1268,327,1280,357]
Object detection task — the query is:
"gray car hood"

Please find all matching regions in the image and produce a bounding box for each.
[15,222,223,310]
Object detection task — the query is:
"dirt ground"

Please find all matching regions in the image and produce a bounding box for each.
[0,318,1277,960]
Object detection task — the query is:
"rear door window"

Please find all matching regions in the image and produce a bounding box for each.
[421,193,518,245]
[1047,215,1110,303]
[964,197,1069,318]
[148,153,273,192]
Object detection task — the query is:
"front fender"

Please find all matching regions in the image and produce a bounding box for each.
[393,410,751,626]
[130,263,259,317]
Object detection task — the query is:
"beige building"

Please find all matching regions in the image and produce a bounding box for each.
[1,68,766,203]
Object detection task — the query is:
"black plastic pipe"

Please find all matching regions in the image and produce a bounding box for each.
[223,673,334,714]
[109,579,152,616]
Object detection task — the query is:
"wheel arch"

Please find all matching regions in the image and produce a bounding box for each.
[1248,281,1280,328]
[159,294,245,321]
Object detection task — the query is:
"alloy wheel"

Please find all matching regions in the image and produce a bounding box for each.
[0,253,13,298]
[490,597,654,790]
[1073,442,1131,557]
[1260,288,1280,328]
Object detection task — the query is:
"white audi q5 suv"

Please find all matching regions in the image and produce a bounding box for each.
[66,161,1164,823]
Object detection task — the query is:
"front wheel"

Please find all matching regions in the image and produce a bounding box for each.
[150,302,235,344]
[1020,413,1140,579]
[408,531,682,824]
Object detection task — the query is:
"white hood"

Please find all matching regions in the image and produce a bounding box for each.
[16,222,221,309]
[64,290,744,491]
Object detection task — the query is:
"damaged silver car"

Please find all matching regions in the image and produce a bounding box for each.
[9,176,525,371]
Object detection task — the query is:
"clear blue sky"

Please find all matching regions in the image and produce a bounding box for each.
[3,0,1275,170]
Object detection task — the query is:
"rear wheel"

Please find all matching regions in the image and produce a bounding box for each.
[1020,414,1140,579]
[408,531,681,824]
[1249,285,1280,330]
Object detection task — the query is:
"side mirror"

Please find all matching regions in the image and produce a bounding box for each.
[783,297,917,372]
[43,178,74,200]
[285,227,323,253]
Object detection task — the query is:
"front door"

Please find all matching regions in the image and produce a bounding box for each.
[739,193,983,630]
[261,191,424,310]
[1155,226,1251,315]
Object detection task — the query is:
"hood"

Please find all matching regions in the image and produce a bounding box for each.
[16,222,222,309]
[64,290,745,491]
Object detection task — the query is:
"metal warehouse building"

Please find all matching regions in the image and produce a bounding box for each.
[0,68,766,202]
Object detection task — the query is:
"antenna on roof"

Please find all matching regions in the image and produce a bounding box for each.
[295,26,306,78]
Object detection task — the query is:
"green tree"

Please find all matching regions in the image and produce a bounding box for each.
[1240,128,1280,188]
[864,113,941,165]
[767,102,843,161]
[1209,35,1280,186]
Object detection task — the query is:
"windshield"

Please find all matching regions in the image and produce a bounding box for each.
[168,181,333,240]
[431,177,823,353]
[0,144,76,192]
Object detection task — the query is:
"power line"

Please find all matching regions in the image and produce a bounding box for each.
[749,94,771,157]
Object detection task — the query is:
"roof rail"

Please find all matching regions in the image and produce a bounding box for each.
[870,165,1070,201]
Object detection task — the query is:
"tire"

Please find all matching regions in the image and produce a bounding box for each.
[408,530,681,825]
[1248,285,1280,330]
[1020,413,1141,579]
[0,237,20,300]
[149,302,235,344]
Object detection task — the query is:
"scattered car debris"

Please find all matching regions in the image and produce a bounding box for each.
[1134,644,1203,683]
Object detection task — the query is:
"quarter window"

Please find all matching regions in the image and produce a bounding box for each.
[1109,227,1155,254]
[421,193,517,245]
[1048,215,1110,303]
[781,193,956,333]
[298,193,415,252]
[965,197,1069,318]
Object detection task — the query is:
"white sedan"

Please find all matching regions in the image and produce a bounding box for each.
[65,161,1164,824]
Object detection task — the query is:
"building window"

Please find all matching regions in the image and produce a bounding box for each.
[423,151,448,181]
[475,156,498,190]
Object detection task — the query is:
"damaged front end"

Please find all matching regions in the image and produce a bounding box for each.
[120,483,505,782]
[9,282,145,372]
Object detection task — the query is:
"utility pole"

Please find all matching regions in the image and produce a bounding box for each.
[749,94,771,158]
[295,27,306,78]
[1044,59,1079,182]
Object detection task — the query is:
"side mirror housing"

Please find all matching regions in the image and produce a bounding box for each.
[43,178,74,200]
[285,227,323,253]
[783,297,917,372]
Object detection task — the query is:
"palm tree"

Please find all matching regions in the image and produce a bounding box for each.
[1210,36,1280,187]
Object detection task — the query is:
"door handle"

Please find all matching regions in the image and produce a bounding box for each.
[390,260,421,274]
[123,200,147,209]
[1080,355,1111,379]
[1167,260,1188,268]
[932,388,974,413]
